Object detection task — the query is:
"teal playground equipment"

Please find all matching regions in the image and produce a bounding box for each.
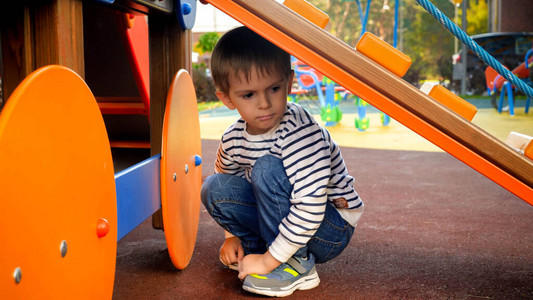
[290,57,345,127]
[351,0,399,130]
[289,0,401,131]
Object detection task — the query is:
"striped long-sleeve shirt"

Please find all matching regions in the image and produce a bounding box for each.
[215,102,363,262]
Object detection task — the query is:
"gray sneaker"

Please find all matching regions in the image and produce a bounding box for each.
[242,254,319,297]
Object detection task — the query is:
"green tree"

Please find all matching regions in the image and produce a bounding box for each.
[309,0,392,47]
[459,0,488,35]
[193,32,220,102]
[308,0,486,85]
[194,32,220,55]
[402,0,455,83]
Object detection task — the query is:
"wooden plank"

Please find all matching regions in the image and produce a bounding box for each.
[228,0,533,188]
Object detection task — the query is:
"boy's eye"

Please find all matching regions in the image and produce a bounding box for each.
[242,92,254,99]
[271,86,281,93]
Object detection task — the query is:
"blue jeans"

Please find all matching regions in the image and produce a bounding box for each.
[201,155,354,264]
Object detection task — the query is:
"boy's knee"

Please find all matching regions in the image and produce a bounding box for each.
[251,155,284,183]
[200,174,223,208]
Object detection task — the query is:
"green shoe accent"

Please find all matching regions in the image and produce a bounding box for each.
[242,255,319,297]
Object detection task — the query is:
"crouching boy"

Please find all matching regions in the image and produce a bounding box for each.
[201,26,363,297]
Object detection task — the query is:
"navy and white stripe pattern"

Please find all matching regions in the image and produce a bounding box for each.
[214,103,362,261]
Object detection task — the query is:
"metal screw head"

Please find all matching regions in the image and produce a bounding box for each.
[184,164,189,174]
[60,240,68,257]
[173,173,177,182]
[13,267,21,284]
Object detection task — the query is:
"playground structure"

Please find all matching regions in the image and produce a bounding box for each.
[85,7,152,148]
[287,0,399,130]
[290,57,348,127]
[1,0,533,298]
[1,0,201,298]
[198,0,532,204]
[0,65,202,298]
[485,46,532,116]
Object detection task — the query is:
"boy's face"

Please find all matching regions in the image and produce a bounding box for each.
[216,67,294,135]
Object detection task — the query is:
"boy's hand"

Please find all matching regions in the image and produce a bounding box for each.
[238,251,281,280]
[219,236,243,267]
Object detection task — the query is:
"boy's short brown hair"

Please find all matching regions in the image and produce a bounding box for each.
[210,26,291,94]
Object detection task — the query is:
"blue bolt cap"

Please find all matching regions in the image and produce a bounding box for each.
[182,3,191,15]
[176,0,197,29]
[194,155,202,166]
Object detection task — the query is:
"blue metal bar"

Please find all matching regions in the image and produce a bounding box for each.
[393,0,399,48]
[416,0,533,98]
[361,0,371,35]
[115,154,161,241]
[355,0,371,36]
[355,0,364,27]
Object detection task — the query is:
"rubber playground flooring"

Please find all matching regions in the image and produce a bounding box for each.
[112,98,533,299]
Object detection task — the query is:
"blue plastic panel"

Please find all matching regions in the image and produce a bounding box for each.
[115,154,161,241]
[176,0,197,29]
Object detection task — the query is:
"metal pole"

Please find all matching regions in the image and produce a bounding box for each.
[460,0,467,95]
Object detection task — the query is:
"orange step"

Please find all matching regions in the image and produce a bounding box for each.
[283,0,329,29]
[428,85,477,121]
[356,32,412,77]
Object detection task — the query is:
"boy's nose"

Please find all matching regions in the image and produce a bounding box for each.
[257,94,272,109]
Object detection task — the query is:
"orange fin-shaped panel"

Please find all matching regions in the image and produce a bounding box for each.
[0,65,117,298]
[160,70,202,270]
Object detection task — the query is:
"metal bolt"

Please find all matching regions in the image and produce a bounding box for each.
[13,267,21,284]
[173,173,177,182]
[184,164,189,174]
[60,240,68,257]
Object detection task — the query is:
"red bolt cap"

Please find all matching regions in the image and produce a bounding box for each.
[96,218,110,238]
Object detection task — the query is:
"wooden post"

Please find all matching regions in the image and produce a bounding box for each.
[149,14,193,229]
[0,0,84,103]
[0,3,34,103]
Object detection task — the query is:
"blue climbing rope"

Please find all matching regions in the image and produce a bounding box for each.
[416,0,533,98]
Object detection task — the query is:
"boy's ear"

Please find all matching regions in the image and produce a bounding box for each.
[215,91,236,110]
[287,70,295,94]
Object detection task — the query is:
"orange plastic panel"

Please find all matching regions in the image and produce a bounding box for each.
[124,14,150,112]
[356,32,412,77]
[161,70,202,270]
[429,85,477,121]
[0,66,117,298]
[283,0,329,29]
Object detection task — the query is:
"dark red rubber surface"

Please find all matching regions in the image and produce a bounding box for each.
[112,139,533,299]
